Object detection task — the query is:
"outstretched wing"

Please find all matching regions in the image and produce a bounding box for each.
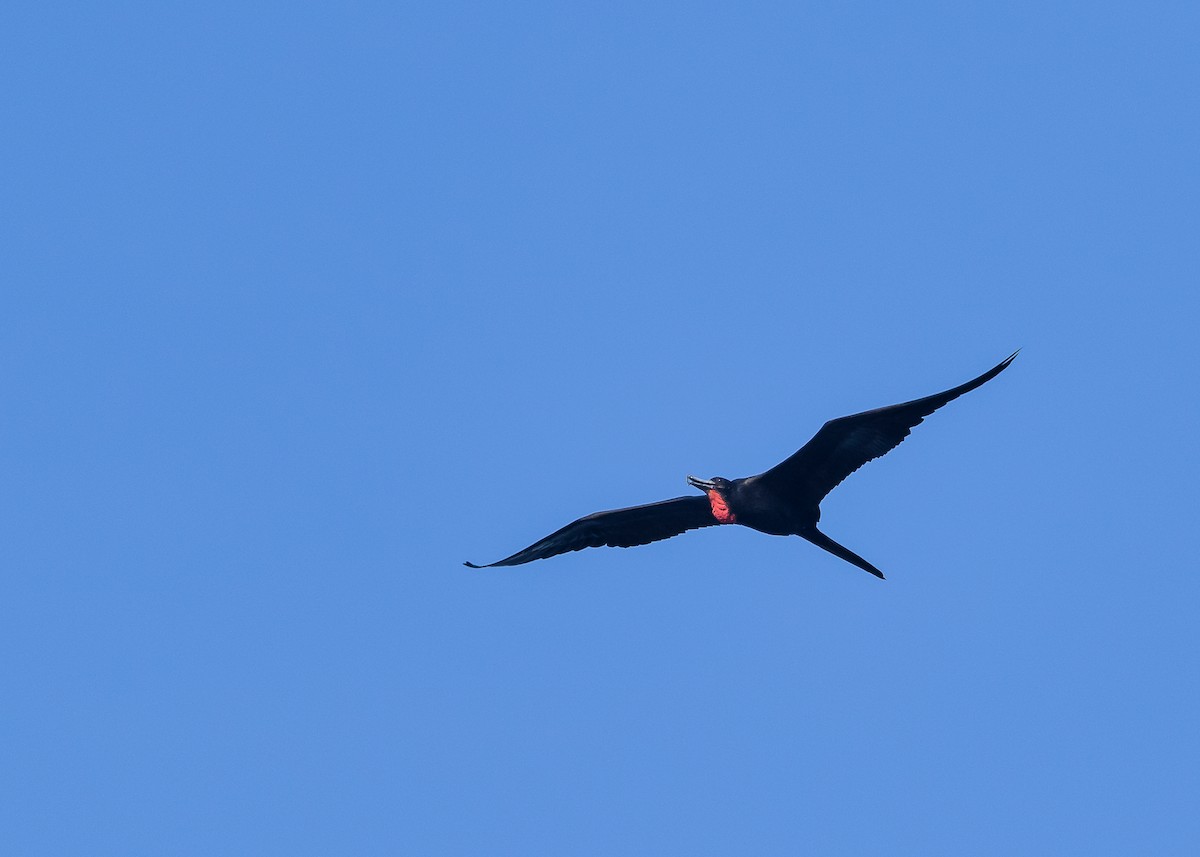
[464,495,719,568]
[757,352,1017,505]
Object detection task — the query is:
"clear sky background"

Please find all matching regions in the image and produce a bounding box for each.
[3,2,1198,854]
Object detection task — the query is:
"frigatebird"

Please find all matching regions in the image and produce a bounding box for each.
[465,352,1016,578]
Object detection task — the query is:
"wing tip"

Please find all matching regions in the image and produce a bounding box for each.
[986,349,1020,379]
[962,349,1019,393]
[463,560,486,569]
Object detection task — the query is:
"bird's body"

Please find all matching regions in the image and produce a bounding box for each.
[465,352,1017,578]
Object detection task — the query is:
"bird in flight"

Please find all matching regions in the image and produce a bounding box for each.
[465,352,1017,578]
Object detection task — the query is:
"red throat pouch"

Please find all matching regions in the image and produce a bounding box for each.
[706,490,737,524]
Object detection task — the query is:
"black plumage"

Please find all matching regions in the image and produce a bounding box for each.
[465,352,1017,578]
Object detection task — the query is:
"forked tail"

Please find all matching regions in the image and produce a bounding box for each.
[799,527,886,579]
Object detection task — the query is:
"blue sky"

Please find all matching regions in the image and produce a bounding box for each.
[3,1,1198,854]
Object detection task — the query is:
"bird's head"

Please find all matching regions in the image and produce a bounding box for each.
[688,475,737,523]
[687,475,732,495]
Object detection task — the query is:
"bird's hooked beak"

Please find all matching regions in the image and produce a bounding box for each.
[687,475,717,492]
